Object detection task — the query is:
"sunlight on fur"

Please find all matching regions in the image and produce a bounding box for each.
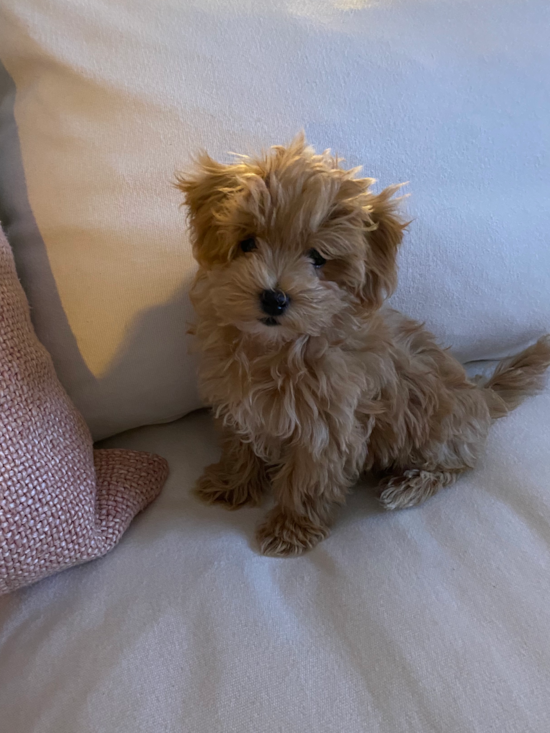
[176,134,550,557]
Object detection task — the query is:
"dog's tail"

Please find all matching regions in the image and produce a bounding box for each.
[480,335,550,418]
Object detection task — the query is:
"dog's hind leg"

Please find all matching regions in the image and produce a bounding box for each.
[378,468,464,510]
[195,429,269,509]
[375,383,493,511]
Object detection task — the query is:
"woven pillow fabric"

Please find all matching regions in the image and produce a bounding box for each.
[0,227,168,594]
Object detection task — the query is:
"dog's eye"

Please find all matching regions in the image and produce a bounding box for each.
[307,249,327,268]
[239,237,257,253]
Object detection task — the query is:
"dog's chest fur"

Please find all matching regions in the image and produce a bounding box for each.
[197,328,375,460]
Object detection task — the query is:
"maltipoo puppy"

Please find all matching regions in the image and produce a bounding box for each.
[177,135,550,557]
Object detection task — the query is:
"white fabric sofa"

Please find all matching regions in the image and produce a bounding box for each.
[1,1,550,731]
[3,399,550,732]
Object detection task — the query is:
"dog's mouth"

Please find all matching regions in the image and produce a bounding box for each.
[260,317,280,327]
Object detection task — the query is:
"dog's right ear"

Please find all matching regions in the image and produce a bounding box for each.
[175,153,244,266]
[359,186,407,308]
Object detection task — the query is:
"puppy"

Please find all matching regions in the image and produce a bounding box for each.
[177,135,550,557]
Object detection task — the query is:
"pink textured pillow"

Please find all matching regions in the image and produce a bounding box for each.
[0,227,168,594]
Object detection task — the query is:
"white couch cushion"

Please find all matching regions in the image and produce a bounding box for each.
[1,0,549,438]
[1,391,549,732]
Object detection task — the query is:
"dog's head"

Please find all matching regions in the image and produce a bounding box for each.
[177,135,406,341]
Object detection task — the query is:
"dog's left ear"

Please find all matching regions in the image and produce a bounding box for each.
[175,153,245,266]
[360,185,407,308]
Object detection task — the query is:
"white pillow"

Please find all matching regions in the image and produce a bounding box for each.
[0,0,548,439]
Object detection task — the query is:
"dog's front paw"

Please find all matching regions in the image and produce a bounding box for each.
[256,509,329,557]
[195,463,263,510]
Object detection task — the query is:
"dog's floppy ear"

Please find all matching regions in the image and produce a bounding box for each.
[360,185,407,308]
[175,153,244,266]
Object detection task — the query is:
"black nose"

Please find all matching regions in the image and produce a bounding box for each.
[260,289,290,317]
